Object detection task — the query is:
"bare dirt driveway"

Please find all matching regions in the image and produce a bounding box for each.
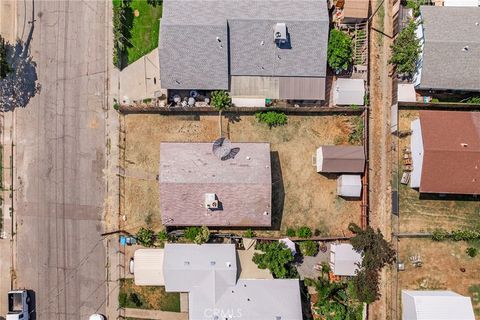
[12,0,108,319]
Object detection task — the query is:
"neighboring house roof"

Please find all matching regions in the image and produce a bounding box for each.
[443,0,480,6]
[333,78,365,106]
[134,249,165,286]
[316,146,366,173]
[159,0,329,90]
[159,142,272,227]
[417,111,480,194]
[337,174,362,197]
[343,0,369,19]
[329,243,362,276]
[163,244,303,320]
[417,6,480,92]
[402,290,475,320]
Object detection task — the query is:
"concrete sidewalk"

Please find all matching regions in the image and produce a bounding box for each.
[124,308,188,320]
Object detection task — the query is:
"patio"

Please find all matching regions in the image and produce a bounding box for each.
[296,242,331,280]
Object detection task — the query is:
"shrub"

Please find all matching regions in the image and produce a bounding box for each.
[243,228,255,238]
[431,228,449,241]
[466,97,480,104]
[327,29,353,73]
[299,240,318,256]
[389,19,421,79]
[157,230,168,242]
[253,242,295,278]
[210,90,231,112]
[466,247,478,258]
[129,293,143,307]
[0,35,12,79]
[184,226,210,244]
[297,226,313,239]
[286,228,296,237]
[136,227,155,247]
[255,111,288,128]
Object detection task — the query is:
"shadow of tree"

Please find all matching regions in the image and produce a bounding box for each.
[0,24,40,111]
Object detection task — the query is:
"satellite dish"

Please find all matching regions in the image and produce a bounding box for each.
[212,137,232,159]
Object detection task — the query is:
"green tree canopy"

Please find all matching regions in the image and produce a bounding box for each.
[389,20,421,79]
[253,242,295,278]
[348,223,395,303]
[136,227,155,247]
[0,35,12,79]
[210,90,231,112]
[327,30,353,73]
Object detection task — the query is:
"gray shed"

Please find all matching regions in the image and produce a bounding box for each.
[316,146,365,173]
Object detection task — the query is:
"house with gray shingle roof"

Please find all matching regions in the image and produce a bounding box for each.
[414,6,480,93]
[159,0,330,101]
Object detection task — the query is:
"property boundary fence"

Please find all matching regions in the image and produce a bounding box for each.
[118,104,365,115]
[398,101,480,110]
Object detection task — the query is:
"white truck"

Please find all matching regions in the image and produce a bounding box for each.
[7,290,30,320]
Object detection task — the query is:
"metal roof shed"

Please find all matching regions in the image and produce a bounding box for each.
[316,146,365,173]
[337,174,362,198]
[402,290,475,320]
[329,243,362,276]
[333,79,365,106]
[134,249,165,286]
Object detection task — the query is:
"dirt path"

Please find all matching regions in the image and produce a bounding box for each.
[368,0,396,318]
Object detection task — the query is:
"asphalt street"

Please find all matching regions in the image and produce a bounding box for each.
[13,0,108,319]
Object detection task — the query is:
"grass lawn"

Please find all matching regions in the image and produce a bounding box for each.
[119,279,180,312]
[113,0,162,67]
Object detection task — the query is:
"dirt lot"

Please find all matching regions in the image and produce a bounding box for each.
[397,110,480,233]
[120,114,363,236]
[397,238,480,318]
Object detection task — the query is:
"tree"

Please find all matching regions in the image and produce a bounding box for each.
[136,227,155,247]
[299,240,318,257]
[327,30,353,73]
[253,242,295,278]
[0,35,12,79]
[389,19,421,79]
[210,90,231,136]
[0,39,41,111]
[348,223,395,303]
[305,276,363,320]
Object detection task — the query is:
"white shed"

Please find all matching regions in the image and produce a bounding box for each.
[397,83,417,102]
[279,238,297,255]
[134,249,165,286]
[329,243,362,276]
[337,174,362,197]
[402,290,475,320]
[333,78,365,106]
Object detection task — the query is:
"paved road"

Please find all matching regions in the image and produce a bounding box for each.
[13,0,108,319]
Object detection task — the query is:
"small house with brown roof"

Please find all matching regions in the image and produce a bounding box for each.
[410,111,480,195]
[159,142,272,227]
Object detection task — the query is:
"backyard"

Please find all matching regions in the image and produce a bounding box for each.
[119,278,181,312]
[120,114,364,237]
[397,110,480,233]
[397,238,480,317]
[113,0,162,68]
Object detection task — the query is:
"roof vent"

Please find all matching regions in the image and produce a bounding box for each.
[184,261,190,266]
[226,262,232,267]
[274,23,287,44]
[205,193,219,210]
[210,261,216,266]
[461,143,468,147]
[216,37,221,42]
[462,46,469,52]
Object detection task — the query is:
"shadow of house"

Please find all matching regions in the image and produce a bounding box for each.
[271,151,285,230]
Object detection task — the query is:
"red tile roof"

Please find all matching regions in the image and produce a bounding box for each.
[159,142,272,227]
[419,111,480,194]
